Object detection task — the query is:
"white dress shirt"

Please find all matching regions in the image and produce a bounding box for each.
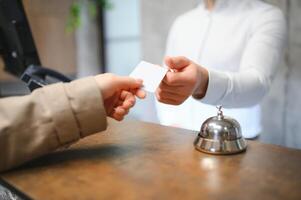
[156,0,287,138]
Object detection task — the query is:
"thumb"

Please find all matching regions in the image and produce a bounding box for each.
[113,76,143,90]
[165,56,190,70]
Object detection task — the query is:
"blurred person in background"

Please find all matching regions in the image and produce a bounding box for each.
[156,0,287,138]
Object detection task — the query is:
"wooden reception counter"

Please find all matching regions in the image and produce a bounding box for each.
[1,120,301,200]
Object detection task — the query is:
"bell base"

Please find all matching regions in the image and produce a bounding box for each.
[194,136,247,155]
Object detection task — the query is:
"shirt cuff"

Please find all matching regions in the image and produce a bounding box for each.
[198,69,230,105]
[63,77,107,138]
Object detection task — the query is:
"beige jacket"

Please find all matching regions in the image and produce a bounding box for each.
[0,77,107,172]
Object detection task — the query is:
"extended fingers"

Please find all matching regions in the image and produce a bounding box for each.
[126,88,146,99]
[155,92,184,105]
[112,111,124,121]
[111,106,130,121]
[163,71,190,86]
[112,88,146,121]
[114,76,143,91]
[120,90,135,101]
[119,91,135,108]
[158,81,186,95]
[135,89,146,99]
[115,89,145,112]
[156,82,189,105]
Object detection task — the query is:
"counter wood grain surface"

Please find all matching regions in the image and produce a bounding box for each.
[1,120,301,200]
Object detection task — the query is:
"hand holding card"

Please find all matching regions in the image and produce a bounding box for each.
[130,61,168,93]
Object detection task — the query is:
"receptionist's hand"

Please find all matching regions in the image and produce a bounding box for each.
[156,56,209,105]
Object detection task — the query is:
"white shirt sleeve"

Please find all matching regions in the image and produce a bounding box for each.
[199,8,287,108]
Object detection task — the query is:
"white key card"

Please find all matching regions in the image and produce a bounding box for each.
[130,61,168,93]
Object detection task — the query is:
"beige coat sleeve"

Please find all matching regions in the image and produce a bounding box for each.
[0,77,107,172]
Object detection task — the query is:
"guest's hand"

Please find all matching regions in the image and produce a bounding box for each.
[94,73,146,121]
[156,56,208,105]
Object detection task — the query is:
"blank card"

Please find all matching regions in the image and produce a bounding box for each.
[130,61,168,93]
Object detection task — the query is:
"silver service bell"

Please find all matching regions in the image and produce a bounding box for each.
[194,105,247,155]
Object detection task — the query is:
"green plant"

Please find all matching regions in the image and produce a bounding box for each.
[66,0,112,33]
